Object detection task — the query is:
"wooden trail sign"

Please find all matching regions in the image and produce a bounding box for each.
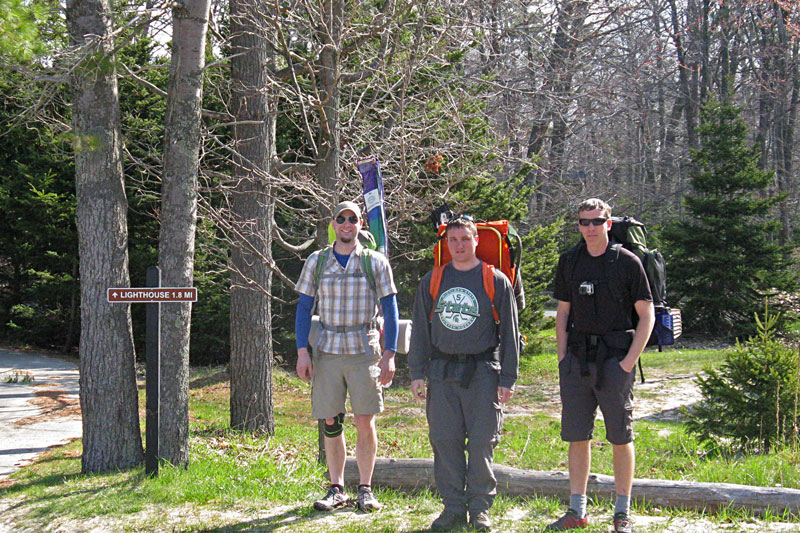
[107,269,197,476]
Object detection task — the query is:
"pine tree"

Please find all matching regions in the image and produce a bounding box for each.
[663,99,793,335]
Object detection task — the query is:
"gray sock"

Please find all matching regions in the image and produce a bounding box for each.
[569,494,587,518]
[614,494,631,516]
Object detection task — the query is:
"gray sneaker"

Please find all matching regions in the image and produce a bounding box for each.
[431,509,467,531]
[613,512,634,533]
[313,485,348,511]
[356,485,383,512]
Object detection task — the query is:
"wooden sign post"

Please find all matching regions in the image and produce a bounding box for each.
[108,269,197,476]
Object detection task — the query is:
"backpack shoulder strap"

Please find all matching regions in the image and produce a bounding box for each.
[482,262,499,324]
[605,243,628,307]
[564,242,584,281]
[429,264,446,320]
[314,246,333,287]
[360,248,377,293]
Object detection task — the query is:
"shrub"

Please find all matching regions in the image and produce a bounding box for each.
[685,304,800,453]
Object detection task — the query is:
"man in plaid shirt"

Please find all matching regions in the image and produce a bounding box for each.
[295,201,399,513]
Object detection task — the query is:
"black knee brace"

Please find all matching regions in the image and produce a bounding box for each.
[324,412,345,438]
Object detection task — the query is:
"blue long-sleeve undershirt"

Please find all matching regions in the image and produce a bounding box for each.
[381,295,399,353]
[295,293,315,350]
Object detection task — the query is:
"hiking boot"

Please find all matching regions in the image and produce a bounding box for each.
[613,512,634,533]
[356,485,383,512]
[469,510,492,531]
[313,485,348,511]
[545,509,589,530]
[430,509,468,531]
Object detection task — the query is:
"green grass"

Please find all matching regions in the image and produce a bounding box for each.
[637,345,725,375]
[2,336,799,531]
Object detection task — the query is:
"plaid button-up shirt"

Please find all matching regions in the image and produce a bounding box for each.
[296,243,397,355]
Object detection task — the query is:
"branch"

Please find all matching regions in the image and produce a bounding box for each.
[119,62,233,121]
[274,160,316,174]
[273,226,315,254]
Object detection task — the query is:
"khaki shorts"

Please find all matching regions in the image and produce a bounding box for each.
[311,349,383,420]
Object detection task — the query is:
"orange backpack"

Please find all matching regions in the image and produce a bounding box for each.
[429,220,523,323]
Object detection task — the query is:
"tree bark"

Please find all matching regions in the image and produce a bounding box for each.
[669,0,698,151]
[314,0,343,243]
[771,2,796,247]
[158,0,211,466]
[65,0,143,473]
[228,0,276,434]
[525,0,588,217]
[345,458,800,516]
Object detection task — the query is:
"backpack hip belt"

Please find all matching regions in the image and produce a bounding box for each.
[567,330,633,389]
[431,346,498,389]
[316,319,380,358]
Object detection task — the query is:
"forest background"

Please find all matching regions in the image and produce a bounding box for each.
[0,0,799,470]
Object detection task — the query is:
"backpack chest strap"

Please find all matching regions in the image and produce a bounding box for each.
[319,322,371,333]
[318,271,368,280]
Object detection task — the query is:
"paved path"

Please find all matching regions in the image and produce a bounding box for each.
[0,349,81,479]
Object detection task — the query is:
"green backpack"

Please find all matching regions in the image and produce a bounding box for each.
[608,216,667,311]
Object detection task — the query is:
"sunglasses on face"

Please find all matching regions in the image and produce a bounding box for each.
[578,217,608,227]
[335,215,359,224]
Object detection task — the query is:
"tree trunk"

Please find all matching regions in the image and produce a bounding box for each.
[345,458,800,516]
[772,3,796,247]
[525,0,588,218]
[314,0,343,243]
[158,0,211,466]
[228,0,276,434]
[62,258,79,354]
[669,0,697,151]
[65,0,142,474]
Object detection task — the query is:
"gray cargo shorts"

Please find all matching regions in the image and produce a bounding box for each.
[558,352,636,445]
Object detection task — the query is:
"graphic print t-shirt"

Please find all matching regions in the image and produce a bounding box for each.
[408,262,519,387]
[428,263,499,353]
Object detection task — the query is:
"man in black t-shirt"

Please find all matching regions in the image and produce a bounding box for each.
[547,199,654,533]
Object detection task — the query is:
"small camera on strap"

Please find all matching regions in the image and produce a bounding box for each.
[578,281,595,296]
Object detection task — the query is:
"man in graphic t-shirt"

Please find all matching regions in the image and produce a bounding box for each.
[408,215,519,532]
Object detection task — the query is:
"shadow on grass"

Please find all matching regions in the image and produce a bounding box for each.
[638,404,697,423]
[0,469,144,519]
[198,505,436,532]
[0,471,83,497]
[190,369,230,390]
[198,506,353,532]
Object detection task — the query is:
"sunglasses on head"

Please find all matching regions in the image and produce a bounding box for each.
[335,215,359,224]
[447,214,474,225]
[578,217,608,227]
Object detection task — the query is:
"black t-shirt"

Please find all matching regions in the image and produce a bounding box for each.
[554,244,652,334]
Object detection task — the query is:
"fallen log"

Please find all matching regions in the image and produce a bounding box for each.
[344,457,800,516]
